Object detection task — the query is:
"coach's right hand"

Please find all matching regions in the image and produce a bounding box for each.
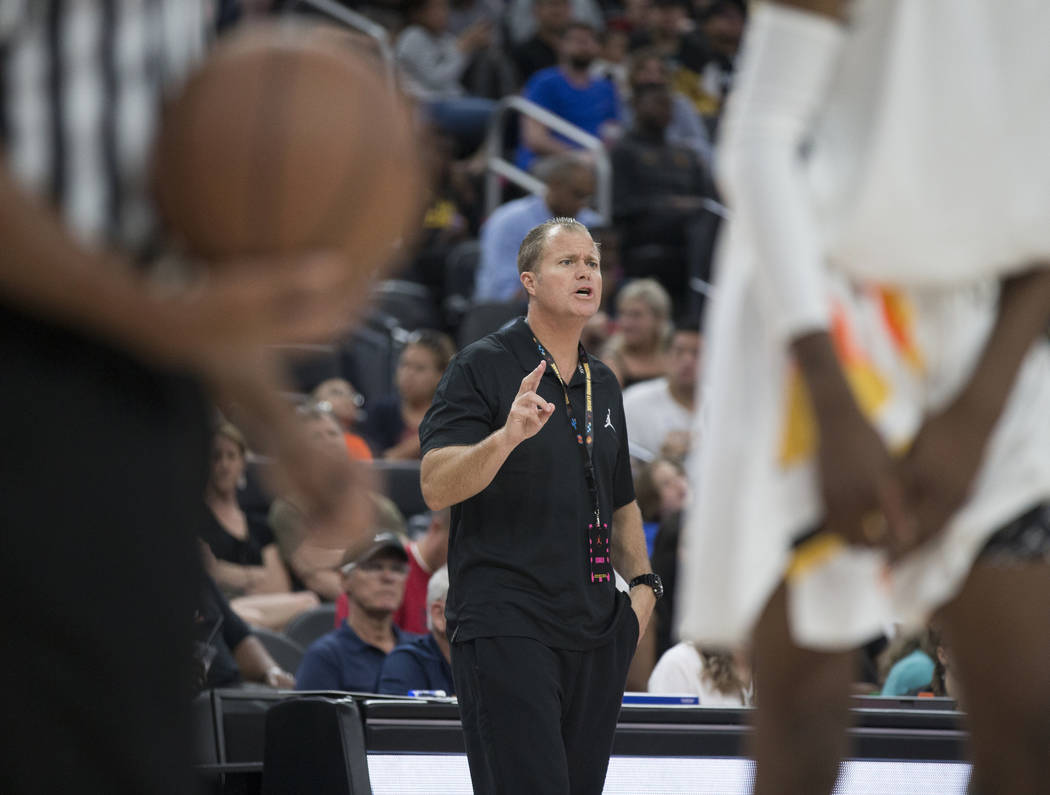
[504,361,555,445]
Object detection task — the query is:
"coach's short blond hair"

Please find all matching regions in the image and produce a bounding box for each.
[516,217,595,276]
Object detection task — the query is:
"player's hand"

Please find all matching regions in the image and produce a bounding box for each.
[792,331,916,552]
[892,398,992,561]
[275,426,378,552]
[146,250,369,376]
[815,405,915,551]
[504,360,555,446]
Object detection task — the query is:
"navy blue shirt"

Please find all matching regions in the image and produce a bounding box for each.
[377,633,455,696]
[296,622,414,693]
[515,67,620,171]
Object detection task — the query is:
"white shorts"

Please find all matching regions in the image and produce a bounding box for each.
[677,237,1050,650]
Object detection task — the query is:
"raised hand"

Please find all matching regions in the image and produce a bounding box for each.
[504,360,556,446]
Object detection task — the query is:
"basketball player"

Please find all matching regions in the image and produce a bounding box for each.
[677,2,1050,793]
[0,4,387,791]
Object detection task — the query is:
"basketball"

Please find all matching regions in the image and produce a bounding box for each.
[153,23,422,273]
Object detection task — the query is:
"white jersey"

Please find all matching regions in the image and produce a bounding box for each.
[807,0,1050,286]
[677,1,1050,650]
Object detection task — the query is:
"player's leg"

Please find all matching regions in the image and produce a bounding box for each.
[933,506,1050,795]
[750,582,856,795]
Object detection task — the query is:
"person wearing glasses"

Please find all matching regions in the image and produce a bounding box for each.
[295,533,416,693]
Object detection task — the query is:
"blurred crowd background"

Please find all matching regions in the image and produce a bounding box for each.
[197,0,953,707]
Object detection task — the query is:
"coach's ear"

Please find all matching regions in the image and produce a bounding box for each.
[521,270,537,297]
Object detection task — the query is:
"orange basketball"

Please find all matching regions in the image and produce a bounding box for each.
[153,23,422,273]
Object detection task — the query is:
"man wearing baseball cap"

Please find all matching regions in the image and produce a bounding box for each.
[296,533,416,692]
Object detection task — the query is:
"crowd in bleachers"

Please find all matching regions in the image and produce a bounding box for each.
[198,0,958,709]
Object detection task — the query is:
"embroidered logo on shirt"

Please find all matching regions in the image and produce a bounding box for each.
[604,409,615,432]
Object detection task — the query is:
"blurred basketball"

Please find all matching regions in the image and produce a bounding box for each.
[153,23,422,273]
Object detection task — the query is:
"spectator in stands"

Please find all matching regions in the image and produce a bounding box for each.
[929,632,959,701]
[611,0,653,36]
[507,0,604,46]
[511,0,571,85]
[378,566,455,695]
[648,643,753,706]
[590,23,633,93]
[601,279,672,388]
[296,533,414,692]
[200,423,320,630]
[363,330,457,460]
[448,0,504,35]
[401,132,479,308]
[611,84,715,302]
[878,627,937,697]
[629,0,743,130]
[516,23,621,171]
[312,379,372,461]
[622,315,701,461]
[393,509,451,633]
[633,457,689,557]
[268,406,400,602]
[194,573,296,690]
[396,0,496,149]
[629,0,706,64]
[621,48,713,166]
[275,485,406,608]
[688,0,745,125]
[649,511,682,660]
[474,153,600,302]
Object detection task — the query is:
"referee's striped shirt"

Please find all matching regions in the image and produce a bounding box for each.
[0,0,206,258]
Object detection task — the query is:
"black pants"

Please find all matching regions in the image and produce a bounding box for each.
[0,308,211,794]
[451,606,639,795]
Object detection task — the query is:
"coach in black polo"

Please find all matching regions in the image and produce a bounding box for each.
[420,217,661,795]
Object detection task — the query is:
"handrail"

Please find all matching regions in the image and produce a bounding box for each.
[483,95,612,224]
[290,0,396,88]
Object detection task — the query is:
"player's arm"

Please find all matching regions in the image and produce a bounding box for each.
[421,361,555,510]
[719,2,915,546]
[0,157,359,373]
[521,117,575,158]
[894,265,1050,558]
[208,352,376,555]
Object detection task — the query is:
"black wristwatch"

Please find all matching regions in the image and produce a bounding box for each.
[628,573,664,600]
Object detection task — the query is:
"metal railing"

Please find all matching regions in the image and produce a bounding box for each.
[289,0,396,86]
[483,95,612,224]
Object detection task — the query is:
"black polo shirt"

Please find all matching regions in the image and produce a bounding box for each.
[420,317,635,651]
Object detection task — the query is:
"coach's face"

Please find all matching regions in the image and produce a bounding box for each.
[522,227,602,320]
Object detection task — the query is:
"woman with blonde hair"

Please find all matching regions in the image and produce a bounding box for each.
[601,278,673,387]
[648,642,753,707]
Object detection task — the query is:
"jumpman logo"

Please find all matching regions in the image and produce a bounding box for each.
[604,409,615,432]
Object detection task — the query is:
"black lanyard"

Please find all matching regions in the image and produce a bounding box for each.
[531,334,612,584]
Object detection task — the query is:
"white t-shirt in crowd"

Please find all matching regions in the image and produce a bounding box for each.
[622,377,694,461]
[647,642,752,707]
